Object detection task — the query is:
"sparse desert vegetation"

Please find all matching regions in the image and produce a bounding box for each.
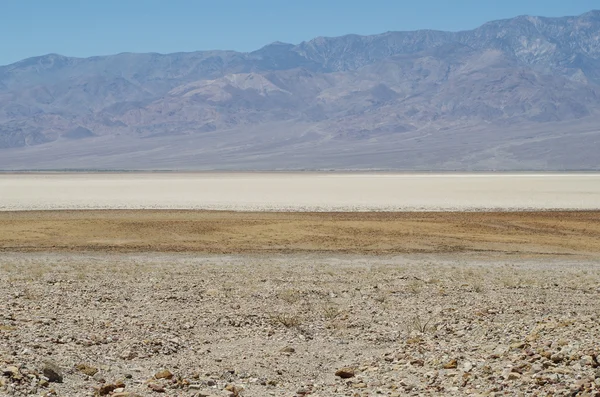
[1,208,600,396]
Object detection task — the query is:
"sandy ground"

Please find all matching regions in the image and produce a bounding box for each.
[1,173,600,211]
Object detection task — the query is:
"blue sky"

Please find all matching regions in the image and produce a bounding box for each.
[1,0,598,66]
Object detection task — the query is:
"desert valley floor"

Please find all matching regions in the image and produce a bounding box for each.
[1,173,600,397]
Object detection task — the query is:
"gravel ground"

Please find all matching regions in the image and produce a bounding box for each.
[2,253,600,396]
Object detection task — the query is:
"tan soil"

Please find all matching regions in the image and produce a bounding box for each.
[1,210,600,256]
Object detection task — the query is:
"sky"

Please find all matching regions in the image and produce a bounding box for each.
[1,0,598,66]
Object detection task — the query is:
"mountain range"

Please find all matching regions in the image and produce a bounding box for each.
[1,10,600,170]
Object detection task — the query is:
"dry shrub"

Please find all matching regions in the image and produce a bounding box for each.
[278,288,302,304]
[406,313,437,334]
[270,313,302,328]
[407,280,423,294]
[322,305,341,320]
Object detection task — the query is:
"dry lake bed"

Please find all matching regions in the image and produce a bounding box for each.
[1,173,600,397]
[1,172,600,211]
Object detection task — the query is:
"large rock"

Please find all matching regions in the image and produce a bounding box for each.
[443,359,458,369]
[154,369,174,379]
[42,361,63,383]
[75,363,98,376]
[335,367,355,378]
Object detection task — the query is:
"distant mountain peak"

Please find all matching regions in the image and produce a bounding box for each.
[581,9,600,18]
[253,41,295,52]
[269,41,294,47]
[12,53,69,65]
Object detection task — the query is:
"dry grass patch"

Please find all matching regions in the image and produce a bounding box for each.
[2,210,600,255]
[277,288,303,304]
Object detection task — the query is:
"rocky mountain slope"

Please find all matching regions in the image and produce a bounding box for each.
[1,11,600,170]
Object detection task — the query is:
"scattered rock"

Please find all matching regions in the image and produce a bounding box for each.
[581,355,594,366]
[280,346,295,354]
[510,342,526,349]
[120,350,137,360]
[154,369,173,380]
[2,366,19,378]
[42,361,63,383]
[148,383,165,392]
[98,383,118,395]
[75,363,98,376]
[461,361,473,372]
[224,383,243,394]
[443,359,458,369]
[93,372,106,383]
[507,373,521,380]
[335,367,355,378]
[551,353,564,363]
